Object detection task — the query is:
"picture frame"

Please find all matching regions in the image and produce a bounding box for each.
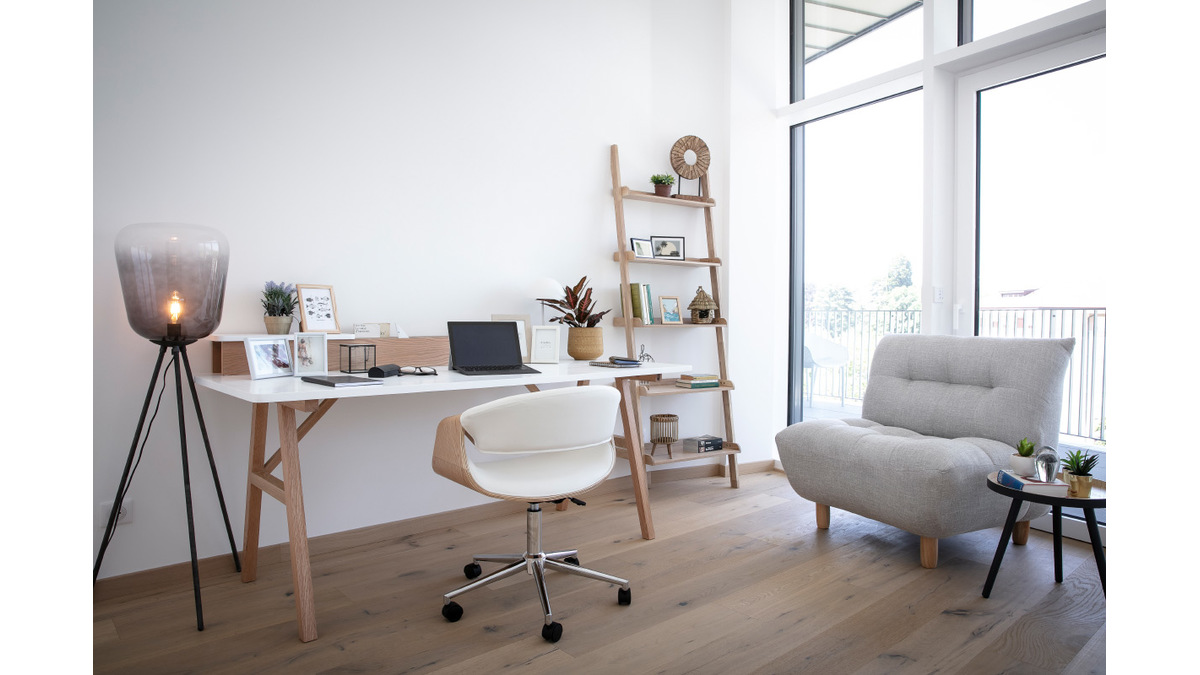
[659,296,683,324]
[244,336,295,380]
[530,325,560,364]
[491,314,532,363]
[295,284,341,333]
[630,238,654,259]
[650,236,685,261]
[293,332,328,375]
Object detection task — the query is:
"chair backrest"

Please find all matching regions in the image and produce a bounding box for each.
[861,334,1075,448]
[460,386,621,455]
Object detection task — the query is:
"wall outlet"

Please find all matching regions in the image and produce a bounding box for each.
[96,499,134,528]
[933,286,945,303]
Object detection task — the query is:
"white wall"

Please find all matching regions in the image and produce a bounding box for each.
[93,0,789,578]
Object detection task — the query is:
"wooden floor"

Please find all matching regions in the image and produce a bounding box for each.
[94,470,1106,674]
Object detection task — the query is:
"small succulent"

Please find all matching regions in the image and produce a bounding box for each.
[537,276,611,328]
[650,174,675,186]
[262,281,298,317]
[1061,449,1100,476]
[1015,438,1036,457]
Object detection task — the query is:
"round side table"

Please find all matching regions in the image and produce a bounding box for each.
[982,471,1106,598]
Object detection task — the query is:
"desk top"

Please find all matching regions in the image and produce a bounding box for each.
[196,360,691,403]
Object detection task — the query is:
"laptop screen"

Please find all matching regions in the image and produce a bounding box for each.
[447,321,523,368]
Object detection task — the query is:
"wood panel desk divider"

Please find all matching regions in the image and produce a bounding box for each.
[212,336,450,375]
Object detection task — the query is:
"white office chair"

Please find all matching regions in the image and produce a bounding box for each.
[432,386,631,643]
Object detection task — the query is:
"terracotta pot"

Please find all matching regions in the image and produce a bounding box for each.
[566,327,604,360]
[1009,454,1036,477]
[653,183,672,197]
[264,315,293,335]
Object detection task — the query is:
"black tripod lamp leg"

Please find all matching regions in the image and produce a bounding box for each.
[94,344,169,582]
[172,347,205,631]
[181,346,242,572]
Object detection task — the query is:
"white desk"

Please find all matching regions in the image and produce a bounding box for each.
[195,360,688,642]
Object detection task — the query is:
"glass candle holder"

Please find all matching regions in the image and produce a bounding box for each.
[340,343,376,374]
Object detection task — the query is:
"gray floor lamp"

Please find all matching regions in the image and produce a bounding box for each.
[95,222,241,631]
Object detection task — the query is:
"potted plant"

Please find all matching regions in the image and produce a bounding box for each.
[262,281,298,335]
[1061,449,1100,498]
[537,276,612,360]
[1009,438,1037,476]
[650,173,675,197]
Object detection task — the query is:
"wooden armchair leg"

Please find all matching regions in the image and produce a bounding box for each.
[920,537,938,569]
[1012,520,1030,545]
[816,503,830,529]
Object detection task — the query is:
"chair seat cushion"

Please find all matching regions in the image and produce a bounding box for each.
[469,444,615,501]
[776,419,1048,539]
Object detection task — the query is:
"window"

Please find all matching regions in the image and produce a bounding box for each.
[964,0,1090,43]
[792,1,923,101]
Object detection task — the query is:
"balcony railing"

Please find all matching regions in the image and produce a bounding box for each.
[802,307,1106,442]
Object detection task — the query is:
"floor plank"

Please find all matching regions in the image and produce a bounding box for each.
[94,470,1105,674]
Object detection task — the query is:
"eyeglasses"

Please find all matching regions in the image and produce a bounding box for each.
[400,366,437,376]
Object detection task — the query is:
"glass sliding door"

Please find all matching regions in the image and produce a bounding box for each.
[975,56,1107,522]
[790,90,923,424]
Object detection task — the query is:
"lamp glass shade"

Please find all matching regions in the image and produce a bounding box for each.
[114,223,230,343]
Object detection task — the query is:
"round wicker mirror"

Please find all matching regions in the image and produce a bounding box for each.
[669,135,710,180]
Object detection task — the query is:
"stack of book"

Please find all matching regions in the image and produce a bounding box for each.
[675,374,720,389]
[625,282,654,324]
[996,469,1068,495]
[682,435,724,453]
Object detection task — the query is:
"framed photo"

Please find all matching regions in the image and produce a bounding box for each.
[530,325,560,363]
[659,296,683,324]
[244,336,294,380]
[294,332,328,375]
[651,236,685,261]
[630,238,654,259]
[296,284,341,333]
[491,314,532,362]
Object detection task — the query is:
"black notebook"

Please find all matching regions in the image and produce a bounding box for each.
[301,375,381,387]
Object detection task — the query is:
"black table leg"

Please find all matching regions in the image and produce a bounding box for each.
[1053,504,1063,583]
[1084,507,1105,595]
[983,497,1024,598]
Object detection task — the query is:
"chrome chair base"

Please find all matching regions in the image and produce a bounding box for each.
[441,503,631,642]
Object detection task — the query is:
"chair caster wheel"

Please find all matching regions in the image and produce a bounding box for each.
[564,556,580,566]
[464,563,482,579]
[441,601,464,622]
[618,587,631,605]
[542,621,563,643]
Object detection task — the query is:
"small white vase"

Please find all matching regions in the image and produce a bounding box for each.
[1009,454,1036,477]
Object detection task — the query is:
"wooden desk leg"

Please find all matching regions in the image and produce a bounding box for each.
[241,403,269,583]
[616,377,654,540]
[1084,507,1105,594]
[277,404,318,642]
[982,497,1023,598]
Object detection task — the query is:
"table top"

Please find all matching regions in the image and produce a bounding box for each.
[986,471,1106,507]
[195,360,691,403]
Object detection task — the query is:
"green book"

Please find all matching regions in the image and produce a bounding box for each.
[643,283,653,324]
[628,283,644,322]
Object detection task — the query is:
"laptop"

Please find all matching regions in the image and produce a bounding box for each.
[447,321,542,376]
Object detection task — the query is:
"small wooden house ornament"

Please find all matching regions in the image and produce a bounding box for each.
[688,286,717,324]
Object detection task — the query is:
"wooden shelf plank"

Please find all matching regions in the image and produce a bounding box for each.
[612,251,722,267]
[614,437,740,466]
[638,379,733,396]
[620,187,715,208]
[613,317,727,328]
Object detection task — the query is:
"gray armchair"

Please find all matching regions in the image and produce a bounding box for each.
[776,334,1075,568]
